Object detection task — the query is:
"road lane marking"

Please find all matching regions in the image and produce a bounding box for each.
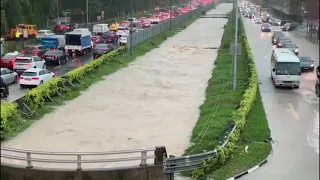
[54,65,61,69]
[72,59,77,62]
[285,103,300,120]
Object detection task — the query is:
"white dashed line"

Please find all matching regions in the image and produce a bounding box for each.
[54,65,61,69]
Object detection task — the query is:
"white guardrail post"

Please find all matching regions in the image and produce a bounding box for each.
[140,148,147,166]
[26,149,33,168]
[77,152,82,170]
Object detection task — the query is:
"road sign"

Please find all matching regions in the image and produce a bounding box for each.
[97,16,102,21]
[101,11,104,18]
[229,43,242,55]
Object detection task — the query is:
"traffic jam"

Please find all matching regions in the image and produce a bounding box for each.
[240,1,319,97]
[0,0,214,99]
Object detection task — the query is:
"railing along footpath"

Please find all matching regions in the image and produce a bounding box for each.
[1,3,218,180]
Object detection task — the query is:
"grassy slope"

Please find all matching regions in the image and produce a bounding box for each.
[2,16,200,141]
[183,16,250,155]
[209,90,272,180]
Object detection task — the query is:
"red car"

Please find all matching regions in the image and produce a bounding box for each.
[91,35,104,46]
[0,51,24,70]
[53,24,74,33]
[141,19,151,28]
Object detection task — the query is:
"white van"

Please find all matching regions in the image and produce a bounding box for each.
[270,48,301,88]
[93,24,109,34]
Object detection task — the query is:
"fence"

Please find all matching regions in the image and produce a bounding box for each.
[1,146,167,169]
[127,3,215,50]
[2,38,38,55]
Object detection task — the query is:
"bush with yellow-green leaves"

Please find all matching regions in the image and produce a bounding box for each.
[191,18,258,180]
[0,46,126,140]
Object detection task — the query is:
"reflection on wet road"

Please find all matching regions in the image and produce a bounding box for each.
[240,18,319,180]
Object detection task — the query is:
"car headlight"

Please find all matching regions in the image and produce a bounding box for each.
[294,49,298,52]
[311,64,314,67]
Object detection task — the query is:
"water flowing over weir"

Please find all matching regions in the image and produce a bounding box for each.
[2,4,233,169]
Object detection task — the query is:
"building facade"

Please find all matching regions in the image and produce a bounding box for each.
[306,0,319,43]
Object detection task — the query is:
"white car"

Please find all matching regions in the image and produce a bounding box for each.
[149,17,161,24]
[19,68,55,88]
[119,35,128,45]
[36,30,54,39]
[254,18,262,24]
[13,54,46,75]
[117,26,130,37]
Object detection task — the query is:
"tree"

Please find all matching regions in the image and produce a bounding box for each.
[0,9,8,33]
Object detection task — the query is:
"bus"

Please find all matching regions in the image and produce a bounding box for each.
[270,48,301,88]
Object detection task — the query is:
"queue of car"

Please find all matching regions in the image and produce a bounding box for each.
[241,1,319,97]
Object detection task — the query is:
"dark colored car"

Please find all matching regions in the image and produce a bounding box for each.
[248,13,254,19]
[316,79,320,97]
[261,23,272,32]
[91,35,104,46]
[283,43,299,55]
[279,20,293,26]
[101,31,118,43]
[276,37,291,47]
[23,45,47,56]
[42,50,67,65]
[272,30,284,44]
[299,56,314,71]
[262,16,269,23]
[92,44,115,58]
[281,22,298,31]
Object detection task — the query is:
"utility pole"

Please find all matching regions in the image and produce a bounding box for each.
[57,0,60,24]
[232,0,239,90]
[130,0,133,55]
[170,0,172,31]
[86,0,89,28]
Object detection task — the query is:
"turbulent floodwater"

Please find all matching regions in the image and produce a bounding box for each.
[2,4,232,169]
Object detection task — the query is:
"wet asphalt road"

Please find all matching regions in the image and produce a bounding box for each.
[3,42,119,103]
[240,18,319,180]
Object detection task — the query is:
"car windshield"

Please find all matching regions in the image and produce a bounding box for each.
[279,40,291,43]
[2,54,16,59]
[263,24,271,27]
[38,31,46,35]
[24,46,36,50]
[284,44,296,48]
[299,57,312,62]
[15,58,32,63]
[21,72,37,76]
[276,62,301,75]
[45,50,60,55]
[122,35,128,38]
[96,44,109,48]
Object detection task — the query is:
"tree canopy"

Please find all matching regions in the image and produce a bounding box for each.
[1,0,187,34]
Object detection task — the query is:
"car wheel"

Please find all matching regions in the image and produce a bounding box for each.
[20,85,25,88]
[39,81,43,85]
[13,75,18,83]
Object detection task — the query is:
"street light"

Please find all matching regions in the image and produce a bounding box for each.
[232,0,239,90]
[130,0,133,55]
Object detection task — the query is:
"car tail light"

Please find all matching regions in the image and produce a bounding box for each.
[26,63,32,67]
[95,39,99,42]
[42,55,45,58]
[32,77,39,80]
[109,35,112,39]
[23,50,26,54]
[19,76,24,80]
[54,56,58,59]
[34,50,38,54]
[102,34,105,38]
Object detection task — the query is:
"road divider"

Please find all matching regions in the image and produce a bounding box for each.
[190,15,258,180]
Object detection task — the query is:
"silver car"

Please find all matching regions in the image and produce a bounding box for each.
[1,68,19,85]
[269,18,281,26]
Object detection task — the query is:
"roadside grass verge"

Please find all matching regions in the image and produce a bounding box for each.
[183,15,250,156]
[1,15,201,141]
[209,90,272,180]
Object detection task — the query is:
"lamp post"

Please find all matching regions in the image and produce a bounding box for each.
[130,0,133,55]
[232,0,239,90]
[86,0,89,28]
[56,0,60,24]
[170,0,172,31]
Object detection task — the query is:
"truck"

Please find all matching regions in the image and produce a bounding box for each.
[65,31,92,56]
[41,35,65,50]
[93,24,109,34]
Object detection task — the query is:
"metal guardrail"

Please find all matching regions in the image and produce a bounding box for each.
[1,146,157,169]
[163,124,237,173]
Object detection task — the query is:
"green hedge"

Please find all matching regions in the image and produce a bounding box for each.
[191,18,258,179]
